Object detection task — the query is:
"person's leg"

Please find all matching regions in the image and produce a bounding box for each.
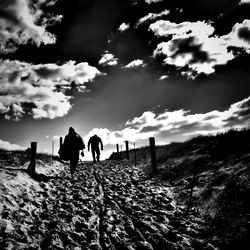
[70,159,74,179]
[70,157,78,178]
[96,148,100,162]
[91,149,96,162]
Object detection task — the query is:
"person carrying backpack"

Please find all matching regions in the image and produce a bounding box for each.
[88,134,103,163]
[59,127,85,178]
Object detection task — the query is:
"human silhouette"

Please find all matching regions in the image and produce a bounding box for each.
[59,127,85,178]
[88,134,103,163]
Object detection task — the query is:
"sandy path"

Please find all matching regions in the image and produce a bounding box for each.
[0,161,212,250]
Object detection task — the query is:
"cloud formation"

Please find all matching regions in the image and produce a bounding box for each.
[136,10,170,27]
[240,0,250,4]
[98,51,118,66]
[118,23,130,32]
[223,19,250,53]
[34,60,102,88]
[123,59,146,68]
[150,19,250,78]
[0,0,60,53]
[144,0,164,4]
[0,138,24,151]
[159,75,168,80]
[0,59,102,120]
[86,96,250,150]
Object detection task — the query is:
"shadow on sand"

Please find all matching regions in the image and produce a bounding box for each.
[4,167,63,182]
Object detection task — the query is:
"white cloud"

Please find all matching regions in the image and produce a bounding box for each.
[57,61,102,85]
[144,0,164,4]
[133,0,163,4]
[0,0,60,53]
[159,75,169,80]
[123,59,146,68]
[240,0,250,4]
[150,20,215,37]
[222,19,250,53]
[86,96,250,152]
[0,139,24,151]
[118,23,130,31]
[34,60,103,87]
[154,36,234,77]
[136,10,170,27]
[32,89,72,119]
[0,59,103,120]
[150,19,250,77]
[53,135,61,140]
[98,52,118,66]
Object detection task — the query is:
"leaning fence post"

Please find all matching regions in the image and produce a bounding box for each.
[28,142,37,172]
[149,137,157,173]
[125,141,130,160]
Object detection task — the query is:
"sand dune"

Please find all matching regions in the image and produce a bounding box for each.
[0,159,216,249]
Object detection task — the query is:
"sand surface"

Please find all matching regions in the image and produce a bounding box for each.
[0,160,216,249]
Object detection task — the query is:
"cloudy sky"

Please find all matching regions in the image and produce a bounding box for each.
[0,0,250,160]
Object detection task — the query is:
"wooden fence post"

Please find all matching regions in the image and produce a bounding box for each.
[134,142,137,167]
[52,140,54,159]
[116,144,120,160]
[125,141,130,160]
[149,137,157,173]
[28,142,37,172]
[60,137,63,148]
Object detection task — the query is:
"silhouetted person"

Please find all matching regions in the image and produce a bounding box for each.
[88,134,103,163]
[60,127,85,178]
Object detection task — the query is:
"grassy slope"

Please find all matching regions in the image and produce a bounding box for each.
[157,129,250,250]
[0,149,54,171]
[110,129,250,249]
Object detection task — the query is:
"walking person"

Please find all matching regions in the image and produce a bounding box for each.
[88,134,103,163]
[59,127,85,178]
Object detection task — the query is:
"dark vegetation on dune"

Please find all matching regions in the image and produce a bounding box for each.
[110,128,250,250]
[0,149,53,168]
[0,150,56,182]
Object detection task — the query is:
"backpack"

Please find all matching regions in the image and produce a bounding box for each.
[58,143,70,161]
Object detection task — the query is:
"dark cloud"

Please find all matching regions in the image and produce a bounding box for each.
[8,70,20,82]
[139,124,163,133]
[0,7,20,25]
[34,66,60,79]
[171,37,211,64]
[238,26,250,42]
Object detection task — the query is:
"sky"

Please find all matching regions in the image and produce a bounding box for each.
[0,0,250,160]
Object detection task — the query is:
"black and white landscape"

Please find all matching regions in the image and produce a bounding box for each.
[0,0,250,249]
[1,129,250,249]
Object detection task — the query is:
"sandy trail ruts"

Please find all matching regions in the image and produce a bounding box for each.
[1,161,211,250]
